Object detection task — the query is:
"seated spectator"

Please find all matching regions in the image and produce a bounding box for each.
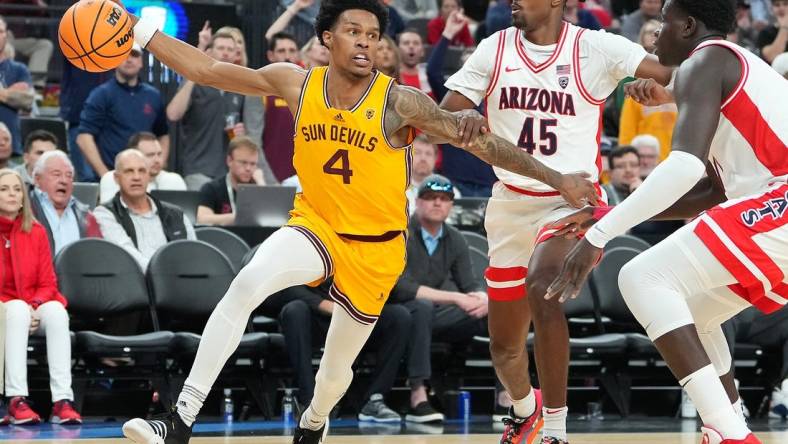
[77,43,169,181]
[406,136,460,213]
[0,121,14,169]
[630,134,660,178]
[375,35,400,78]
[728,0,760,53]
[197,136,262,226]
[0,15,34,156]
[13,129,57,186]
[581,0,614,29]
[602,146,641,205]
[0,169,82,424]
[30,150,101,255]
[392,0,438,21]
[99,132,187,203]
[94,150,195,270]
[723,306,788,420]
[390,175,494,423]
[773,51,788,78]
[428,0,475,46]
[757,0,788,63]
[398,30,434,98]
[261,280,411,422]
[620,0,662,42]
[564,0,602,30]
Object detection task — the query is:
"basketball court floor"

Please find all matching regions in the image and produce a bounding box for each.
[1,418,787,444]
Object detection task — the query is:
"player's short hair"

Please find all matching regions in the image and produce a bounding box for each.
[314,0,389,46]
[227,136,259,157]
[673,0,736,35]
[208,31,236,49]
[608,146,640,170]
[23,129,59,153]
[127,131,157,149]
[269,32,297,51]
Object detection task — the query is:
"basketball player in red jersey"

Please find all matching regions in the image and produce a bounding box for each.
[547,0,787,443]
[441,1,673,442]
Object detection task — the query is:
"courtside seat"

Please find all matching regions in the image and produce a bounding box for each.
[194,226,251,274]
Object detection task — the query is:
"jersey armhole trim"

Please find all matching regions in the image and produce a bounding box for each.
[572,29,606,106]
[292,68,314,137]
[689,41,749,109]
[484,29,508,99]
[381,79,416,151]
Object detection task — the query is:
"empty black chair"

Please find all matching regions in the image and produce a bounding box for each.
[195,226,251,273]
[146,240,273,415]
[468,247,489,290]
[55,239,174,411]
[241,243,261,269]
[605,235,651,252]
[461,230,489,255]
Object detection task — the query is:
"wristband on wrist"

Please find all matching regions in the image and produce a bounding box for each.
[133,17,159,49]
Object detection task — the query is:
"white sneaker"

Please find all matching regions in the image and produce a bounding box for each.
[769,380,788,419]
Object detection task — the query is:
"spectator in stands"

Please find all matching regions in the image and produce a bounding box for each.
[405,136,462,212]
[13,129,57,186]
[258,33,299,183]
[581,0,614,29]
[602,146,641,205]
[0,169,82,424]
[77,43,169,181]
[758,0,788,63]
[265,0,316,43]
[94,150,195,270]
[197,136,262,226]
[620,0,663,42]
[728,0,760,53]
[301,36,330,69]
[217,26,248,67]
[0,15,34,156]
[30,150,101,255]
[0,121,12,169]
[376,35,401,78]
[564,0,602,30]
[398,30,433,98]
[425,11,495,197]
[392,0,438,21]
[263,279,411,422]
[0,1,52,87]
[390,175,493,423]
[427,0,475,46]
[774,52,788,78]
[59,55,114,182]
[167,31,245,191]
[485,0,512,37]
[723,306,788,420]
[99,132,187,203]
[630,134,660,178]
[381,0,406,38]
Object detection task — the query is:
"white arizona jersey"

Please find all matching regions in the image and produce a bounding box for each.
[446,23,646,193]
[691,40,788,199]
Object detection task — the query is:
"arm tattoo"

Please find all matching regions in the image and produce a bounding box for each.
[385,85,561,187]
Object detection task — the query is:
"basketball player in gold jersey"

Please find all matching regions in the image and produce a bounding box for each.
[120,1,597,443]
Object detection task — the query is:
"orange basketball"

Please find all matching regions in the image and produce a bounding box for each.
[58,0,134,72]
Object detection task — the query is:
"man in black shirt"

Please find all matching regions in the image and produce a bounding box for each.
[757,0,788,63]
[389,175,489,423]
[196,136,261,226]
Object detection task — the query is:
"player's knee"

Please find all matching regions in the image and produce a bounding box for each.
[489,337,524,365]
[526,274,565,322]
[526,272,557,300]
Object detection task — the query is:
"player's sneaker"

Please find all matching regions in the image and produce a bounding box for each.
[292,417,329,443]
[700,426,762,444]
[7,397,41,425]
[122,407,192,444]
[499,389,543,444]
[51,399,82,424]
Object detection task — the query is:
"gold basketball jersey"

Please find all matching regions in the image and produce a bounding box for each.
[293,67,412,236]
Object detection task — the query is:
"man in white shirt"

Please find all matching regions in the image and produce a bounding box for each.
[94,149,195,270]
[99,132,186,204]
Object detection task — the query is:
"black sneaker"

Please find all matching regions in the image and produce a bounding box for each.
[122,407,193,444]
[404,401,444,423]
[292,418,328,443]
[358,394,401,423]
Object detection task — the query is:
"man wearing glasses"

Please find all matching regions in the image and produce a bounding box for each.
[77,43,169,181]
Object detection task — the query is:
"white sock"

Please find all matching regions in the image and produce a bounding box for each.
[732,398,745,423]
[510,388,536,419]
[299,405,326,431]
[176,383,207,427]
[542,406,568,441]
[680,365,749,439]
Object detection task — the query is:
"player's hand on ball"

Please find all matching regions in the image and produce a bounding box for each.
[456,109,488,148]
[547,206,597,238]
[624,78,673,106]
[545,238,602,303]
[556,172,597,209]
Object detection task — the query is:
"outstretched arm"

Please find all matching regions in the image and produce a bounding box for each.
[386,85,598,207]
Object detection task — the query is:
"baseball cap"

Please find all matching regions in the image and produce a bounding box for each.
[417,174,454,199]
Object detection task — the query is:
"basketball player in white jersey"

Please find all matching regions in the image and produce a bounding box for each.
[547,0,788,443]
[440,1,672,442]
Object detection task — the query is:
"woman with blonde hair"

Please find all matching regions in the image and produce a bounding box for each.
[300,36,329,69]
[216,26,248,67]
[375,34,400,78]
[0,169,82,425]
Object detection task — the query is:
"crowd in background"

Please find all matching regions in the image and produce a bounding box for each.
[0,0,787,425]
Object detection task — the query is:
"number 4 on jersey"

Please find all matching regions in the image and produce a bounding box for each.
[323,149,353,184]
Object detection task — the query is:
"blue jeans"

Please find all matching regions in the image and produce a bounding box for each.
[68,126,97,182]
